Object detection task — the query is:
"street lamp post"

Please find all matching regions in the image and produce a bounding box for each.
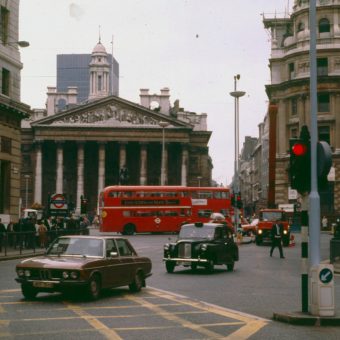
[230,75,246,233]
[159,121,169,185]
[197,176,203,187]
[24,175,30,209]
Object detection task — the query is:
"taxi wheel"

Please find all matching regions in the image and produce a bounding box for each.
[191,263,197,271]
[21,284,38,300]
[227,262,234,272]
[129,272,143,292]
[166,261,176,273]
[205,260,214,273]
[87,274,101,300]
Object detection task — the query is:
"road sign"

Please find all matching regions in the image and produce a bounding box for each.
[50,193,67,209]
[319,267,333,284]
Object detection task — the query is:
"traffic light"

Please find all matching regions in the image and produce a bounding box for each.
[289,137,311,194]
[231,193,235,207]
[317,141,332,191]
[236,194,243,209]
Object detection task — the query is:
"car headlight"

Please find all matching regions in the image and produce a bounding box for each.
[258,229,263,235]
[201,244,208,251]
[17,269,24,277]
[164,243,170,251]
[62,271,69,279]
[283,230,288,235]
[24,270,31,277]
[70,271,78,279]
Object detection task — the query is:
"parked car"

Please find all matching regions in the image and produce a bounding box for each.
[163,222,239,273]
[15,235,152,300]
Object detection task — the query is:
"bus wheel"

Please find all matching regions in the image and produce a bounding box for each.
[123,224,135,235]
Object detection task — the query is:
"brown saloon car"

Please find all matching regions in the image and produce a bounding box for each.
[15,235,152,300]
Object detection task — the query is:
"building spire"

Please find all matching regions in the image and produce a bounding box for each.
[99,25,101,43]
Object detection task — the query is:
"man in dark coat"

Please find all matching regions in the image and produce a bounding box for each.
[270,222,285,258]
[0,218,6,252]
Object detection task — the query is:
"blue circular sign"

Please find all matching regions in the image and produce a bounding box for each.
[319,268,333,284]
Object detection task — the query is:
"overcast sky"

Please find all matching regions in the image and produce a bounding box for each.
[19,0,292,186]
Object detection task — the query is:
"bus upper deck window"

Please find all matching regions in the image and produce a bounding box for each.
[108,191,118,198]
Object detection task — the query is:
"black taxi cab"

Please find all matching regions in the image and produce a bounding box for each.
[163,222,239,273]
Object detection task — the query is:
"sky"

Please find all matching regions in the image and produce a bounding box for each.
[19,0,292,186]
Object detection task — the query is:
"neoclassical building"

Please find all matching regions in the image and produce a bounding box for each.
[21,41,213,214]
[263,0,340,215]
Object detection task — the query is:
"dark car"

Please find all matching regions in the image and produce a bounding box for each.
[163,222,239,273]
[15,235,152,300]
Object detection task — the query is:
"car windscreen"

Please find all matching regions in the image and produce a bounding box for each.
[47,237,104,257]
[261,212,284,221]
[179,226,215,240]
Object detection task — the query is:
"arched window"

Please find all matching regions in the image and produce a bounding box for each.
[319,18,330,33]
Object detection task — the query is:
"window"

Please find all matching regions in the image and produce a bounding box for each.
[0,136,11,153]
[0,6,9,44]
[291,128,298,138]
[318,126,330,145]
[288,63,295,80]
[98,75,102,91]
[2,68,10,96]
[291,98,297,115]
[318,93,330,112]
[317,58,328,76]
[297,22,305,33]
[319,18,330,33]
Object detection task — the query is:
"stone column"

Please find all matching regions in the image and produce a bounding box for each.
[34,142,42,204]
[140,143,147,185]
[181,144,188,186]
[76,142,84,214]
[98,143,106,197]
[56,142,64,194]
[119,142,127,169]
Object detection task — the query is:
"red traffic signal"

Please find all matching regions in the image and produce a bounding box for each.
[292,143,308,156]
[289,138,311,194]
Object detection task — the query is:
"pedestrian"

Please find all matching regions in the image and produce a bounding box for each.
[37,220,47,248]
[270,222,285,258]
[0,218,6,252]
[322,216,328,230]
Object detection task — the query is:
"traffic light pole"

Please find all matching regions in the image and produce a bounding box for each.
[309,0,320,268]
[308,1,334,317]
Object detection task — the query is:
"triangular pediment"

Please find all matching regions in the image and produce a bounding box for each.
[31,96,191,129]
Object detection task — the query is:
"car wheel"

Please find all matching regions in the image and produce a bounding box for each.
[123,224,135,235]
[255,237,262,246]
[129,272,143,292]
[166,261,176,273]
[21,284,38,300]
[87,274,101,300]
[227,262,234,272]
[191,263,197,271]
[205,260,214,273]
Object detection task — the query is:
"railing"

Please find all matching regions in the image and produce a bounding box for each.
[0,227,90,258]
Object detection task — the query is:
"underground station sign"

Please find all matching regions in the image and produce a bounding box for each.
[49,193,68,215]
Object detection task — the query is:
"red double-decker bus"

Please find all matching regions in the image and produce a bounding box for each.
[99,186,231,234]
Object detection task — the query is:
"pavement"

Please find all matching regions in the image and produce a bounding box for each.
[2,229,340,326]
